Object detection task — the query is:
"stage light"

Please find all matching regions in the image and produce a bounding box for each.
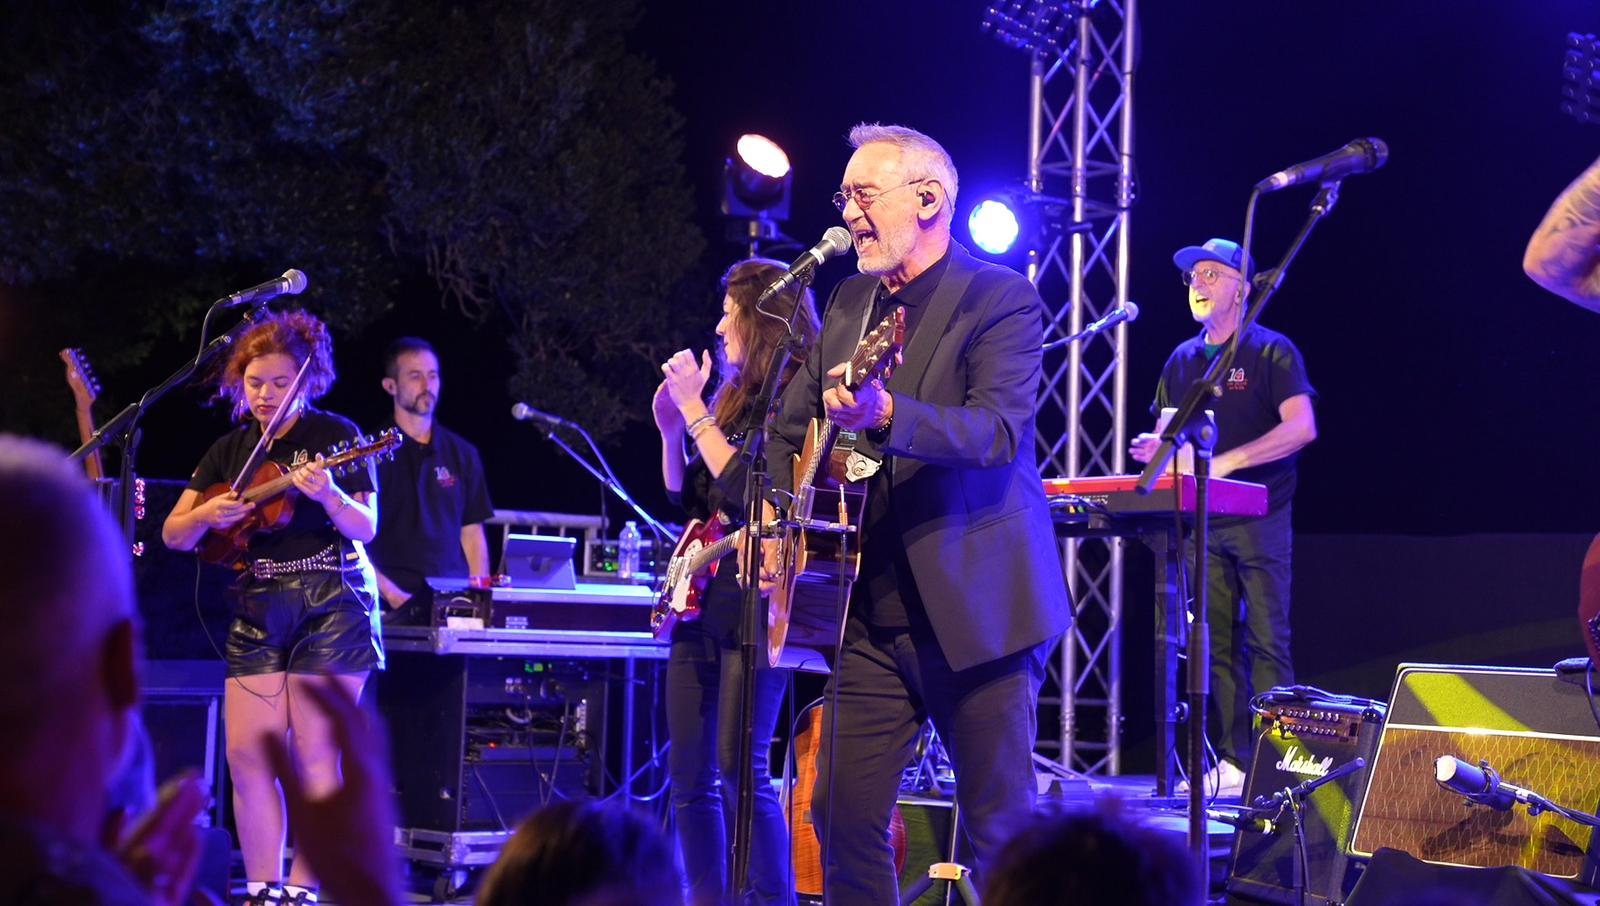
[981,1,1083,56]
[969,199,1022,255]
[722,133,793,222]
[1563,33,1600,125]
[966,188,1084,259]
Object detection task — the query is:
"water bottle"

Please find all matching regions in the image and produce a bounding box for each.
[618,520,641,582]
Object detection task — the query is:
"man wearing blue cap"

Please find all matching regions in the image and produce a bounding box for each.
[1130,238,1318,797]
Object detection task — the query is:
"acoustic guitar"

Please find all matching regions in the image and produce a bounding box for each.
[787,702,906,896]
[767,307,904,667]
[198,429,401,566]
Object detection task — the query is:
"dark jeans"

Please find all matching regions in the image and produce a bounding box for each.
[812,618,1048,906]
[665,624,795,906]
[1205,502,1295,766]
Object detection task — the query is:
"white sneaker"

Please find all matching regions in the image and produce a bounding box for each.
[1176,759,1247,798]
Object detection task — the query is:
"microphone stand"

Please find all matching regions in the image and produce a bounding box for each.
[1135,181,1345,876]
[69,299,276,547]
[729,278,815,899]
[520,419,672,547]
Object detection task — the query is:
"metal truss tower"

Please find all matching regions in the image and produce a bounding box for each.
[1006,0,1138,775]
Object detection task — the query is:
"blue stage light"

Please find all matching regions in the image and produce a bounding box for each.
[969,199,1021,255]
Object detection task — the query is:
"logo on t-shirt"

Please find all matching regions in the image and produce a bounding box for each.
[434,465,457,489]
[289,448,311,468]
[1226,367,1248,392]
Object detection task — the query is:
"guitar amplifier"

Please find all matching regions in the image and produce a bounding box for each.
[1228,691,1386,905]
[1349,664,1600,885]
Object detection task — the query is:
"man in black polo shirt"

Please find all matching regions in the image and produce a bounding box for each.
[1130,238,1317,797]
[369,338,495,623]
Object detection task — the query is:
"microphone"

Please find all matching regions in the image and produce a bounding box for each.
[1434,756,1523,811]
[511,402,573,428]
[1255,138,1389,193]
[220,269,308,308]
[1205,808,1277,835]
[759,227,854,300]
[1081,301,1139,338]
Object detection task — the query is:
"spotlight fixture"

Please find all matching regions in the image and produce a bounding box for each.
[981,1,1084,56]
[969,199,1022,255]
[721,133,793,222]
[966,188,1087,258]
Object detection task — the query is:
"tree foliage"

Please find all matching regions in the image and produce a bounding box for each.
[0,0,703,439]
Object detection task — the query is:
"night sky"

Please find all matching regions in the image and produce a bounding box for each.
[97,1,1600,537]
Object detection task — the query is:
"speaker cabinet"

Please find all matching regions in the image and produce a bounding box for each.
[379,652,605,833]
[1350,664,1600,885]
[141,659,227,828]
[1228,695,1384,905]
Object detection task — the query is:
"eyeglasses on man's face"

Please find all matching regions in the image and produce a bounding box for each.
[1180,265,1238,287]
[832,179,923,213]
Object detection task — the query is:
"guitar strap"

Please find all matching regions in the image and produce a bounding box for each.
[843,258,978,476]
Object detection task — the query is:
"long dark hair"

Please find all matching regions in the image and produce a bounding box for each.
[710,258,821,430]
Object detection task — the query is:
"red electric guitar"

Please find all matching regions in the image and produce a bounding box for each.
[651,516,742,639]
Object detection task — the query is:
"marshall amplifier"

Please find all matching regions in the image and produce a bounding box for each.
[1228,689,1387,905]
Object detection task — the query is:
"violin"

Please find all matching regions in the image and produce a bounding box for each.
[198,430,400,567]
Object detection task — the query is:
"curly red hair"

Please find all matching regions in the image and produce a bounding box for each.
[216,310,337,421]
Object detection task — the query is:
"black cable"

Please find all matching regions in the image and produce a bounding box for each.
[468,764,510,832]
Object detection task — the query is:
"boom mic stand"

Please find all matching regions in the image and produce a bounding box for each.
[517,417,672,543]
[1136,180,1346,879]
[70,298,277,547]
[729,272,819,899]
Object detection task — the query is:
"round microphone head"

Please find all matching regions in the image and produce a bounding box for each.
[1434,755,1459,783]
[1122,301,1140,322]
[282,269,308,295]
[1357,138,1390,171]
[511,402,531,421]
[822,226,854,257]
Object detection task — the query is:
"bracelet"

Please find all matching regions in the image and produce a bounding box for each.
[867,414,893,441]
[687,414,718,440]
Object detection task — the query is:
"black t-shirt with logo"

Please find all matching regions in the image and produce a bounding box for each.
[1152,323,1316,519]
[186,408,376,563]
[368,422,495,597]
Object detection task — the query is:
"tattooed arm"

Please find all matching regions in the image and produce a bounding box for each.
[1525,155,1600,312]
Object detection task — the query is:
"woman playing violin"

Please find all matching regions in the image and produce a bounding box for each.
[161,309,381,906]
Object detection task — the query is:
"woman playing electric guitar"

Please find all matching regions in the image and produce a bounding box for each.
[161,309,381,906]
[652,258,820,906]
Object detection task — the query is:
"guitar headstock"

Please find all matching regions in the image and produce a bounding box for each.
[842,306,906,391]
[59,348,100,410]
[322,428,403,476]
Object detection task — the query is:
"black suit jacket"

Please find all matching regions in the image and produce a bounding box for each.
[769,241,1071,671]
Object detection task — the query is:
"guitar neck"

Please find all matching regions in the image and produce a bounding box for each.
[686,528,744,574]
[74,406,104,482]
[797,417,838,492]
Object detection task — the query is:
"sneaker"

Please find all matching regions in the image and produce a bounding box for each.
[1176,759,1247,798]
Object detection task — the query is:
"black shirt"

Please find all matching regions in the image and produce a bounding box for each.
[186,408,376,562]
[368,422,495,596]
[668,430,752,643]
[852,247,951,629]
[1152,322,1316,519]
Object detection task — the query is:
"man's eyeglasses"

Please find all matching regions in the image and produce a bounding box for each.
[832,179,923,213]
[1180,265,1236,287]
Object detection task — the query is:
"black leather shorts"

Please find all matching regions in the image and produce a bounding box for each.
[226,565,385,677]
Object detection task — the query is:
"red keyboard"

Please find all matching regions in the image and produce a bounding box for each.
[1042,473,1268,518]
